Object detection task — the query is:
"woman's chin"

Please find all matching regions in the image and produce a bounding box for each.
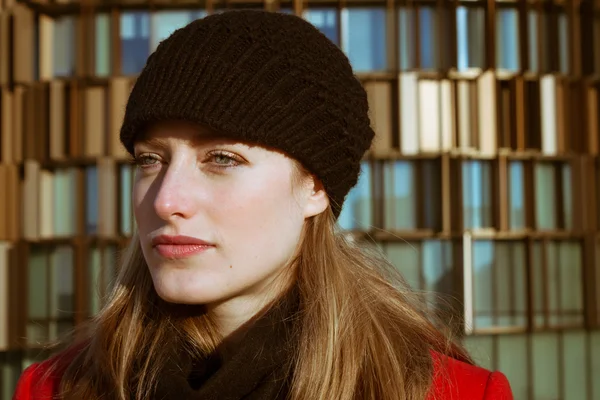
[152,279,229,306]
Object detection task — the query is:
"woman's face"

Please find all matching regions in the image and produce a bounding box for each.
[132,121,327,311]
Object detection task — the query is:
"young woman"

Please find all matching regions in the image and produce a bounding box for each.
[13,10,513,400]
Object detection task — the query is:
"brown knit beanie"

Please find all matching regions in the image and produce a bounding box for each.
[119,9,375,217]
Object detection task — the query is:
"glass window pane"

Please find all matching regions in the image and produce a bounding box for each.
[120,164,133,236]
[558,241,583,326]
[540,10,550,72]
[422,240,454,293]
[53,16,76,77]
[422,160,442,231]
[462,335,494,371]
[592,331,600,400]
[419,7,438,70]
[50,246,74,319]
[28,247,47,319]
[385,242,420,290]
[472,240,494,329]
[121,11,151,75]
[495,241,527,328]
[535,162,557,230]
[338,162,372,230]
[532,240,545,327]
[497,335,528,400]
[422,240,456,324]
[86,165,98,235]
[95,14,111,77]
[511,242,528,327]
[546,241,560,326]
[1,353,22,400]
[304,8,339,46]
[558,12,569,74]
[562,163,573,230]
[88,246,101,315]
[49,320,74,341]
[509,161,526,230]
[462,161,493,229]
[341,8,387,72]
[496,8,520,71]
[103,245,118,295]
[0,243,9,350]
[54,168,79,236]
[490,241,515,326]
[26,323,47,347]
[456,6,485,71]
[398,7,416,70]
[150,11,206,52]
[597,240,600,325]
[383,161,416,230]
[563,331,589,400]
[532,333,560,399]
[528,10,539,72]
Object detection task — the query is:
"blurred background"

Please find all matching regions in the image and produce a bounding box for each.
[0,0,599,399]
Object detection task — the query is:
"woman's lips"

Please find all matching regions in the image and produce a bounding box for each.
[151,235,215,259]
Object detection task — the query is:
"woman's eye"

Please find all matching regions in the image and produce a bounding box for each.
[134,154,161,168]
[208,151,242,168]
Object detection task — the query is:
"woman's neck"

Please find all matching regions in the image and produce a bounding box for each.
[207,273,294,338]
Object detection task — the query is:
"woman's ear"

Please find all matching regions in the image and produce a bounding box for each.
[303,179,329,218]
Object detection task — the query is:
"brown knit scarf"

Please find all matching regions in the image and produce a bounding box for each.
[151,289,300,400]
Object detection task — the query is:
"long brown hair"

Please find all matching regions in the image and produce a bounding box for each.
[46,165,471,400]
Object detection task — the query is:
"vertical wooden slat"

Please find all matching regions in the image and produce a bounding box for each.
[570,0,582,76]
[372,159,385,231]
[434,0,443,70]
[514,75,526,151]
[580,0,594,75]
[111,9,121,76]
[292,0,303,16]
[451,156,464,233]
[448,0,458,69]
[387,0,397,72]
[441,153,452,234]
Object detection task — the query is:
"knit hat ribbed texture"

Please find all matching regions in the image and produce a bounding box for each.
[119,9,375,217]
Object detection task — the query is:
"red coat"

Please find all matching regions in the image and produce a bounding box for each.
[12,351,513,399]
